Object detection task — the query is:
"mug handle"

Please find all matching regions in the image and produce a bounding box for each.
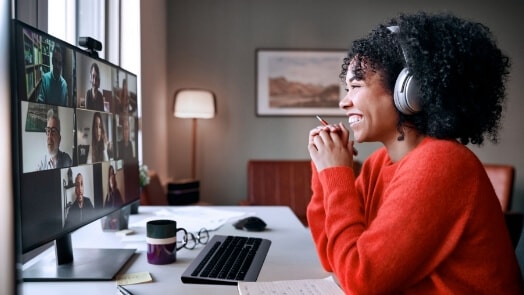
[176,227,188,251]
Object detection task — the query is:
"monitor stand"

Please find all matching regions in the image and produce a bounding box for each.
[23,233,136,281]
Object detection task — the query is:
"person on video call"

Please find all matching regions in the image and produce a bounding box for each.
[37,43,68,106]
[307,12,523,293]
[117,78,136,120]
[37,109,72,170]
[88,112,110,163]
[117,116,134,161]
[104,165,123,207]
[85,62,104,111]
[64,173,94,228]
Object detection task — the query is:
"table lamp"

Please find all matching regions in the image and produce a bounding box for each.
[173,89,217,180]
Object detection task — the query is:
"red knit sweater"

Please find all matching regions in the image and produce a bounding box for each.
[307,137,523,294]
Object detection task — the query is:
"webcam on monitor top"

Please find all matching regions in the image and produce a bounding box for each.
[78,36,102,58]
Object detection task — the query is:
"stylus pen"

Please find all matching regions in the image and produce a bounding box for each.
[117,285,134,295]
[316,115,329,126]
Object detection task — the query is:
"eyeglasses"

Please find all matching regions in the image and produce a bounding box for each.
[44,127,59,136]
[179,228,209,250]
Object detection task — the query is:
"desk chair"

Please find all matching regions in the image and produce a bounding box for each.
[244,160,312,226]
[483,163,522,249]
[243,160,362,227]
[484,164,515,212]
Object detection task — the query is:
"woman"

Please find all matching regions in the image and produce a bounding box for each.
[117,115,134,161]
[104,165,123,207]
[89,112,109,163]
[85,62,104,111]
[307,12,522,293]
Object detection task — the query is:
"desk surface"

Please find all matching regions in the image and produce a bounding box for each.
[21,206,330,295]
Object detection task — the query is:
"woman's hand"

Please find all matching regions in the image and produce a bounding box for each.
[308,122,356,171]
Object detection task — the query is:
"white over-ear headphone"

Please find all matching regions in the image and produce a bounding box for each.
[387,26,422,115]
[394,68,421,114]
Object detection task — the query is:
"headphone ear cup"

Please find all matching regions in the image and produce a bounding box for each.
[393,68,422,115]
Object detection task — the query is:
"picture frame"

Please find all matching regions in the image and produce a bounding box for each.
[25,102,58,132]
[256,48,347,116]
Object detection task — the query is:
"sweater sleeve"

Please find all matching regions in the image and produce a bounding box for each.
[313,143,483,294]
[306,161,330,271]
[307,161,358,272]
[307,160,363,272]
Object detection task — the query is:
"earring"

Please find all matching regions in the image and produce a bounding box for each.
[397,131,405,141]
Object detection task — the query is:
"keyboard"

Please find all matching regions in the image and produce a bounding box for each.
[181,234,271,285]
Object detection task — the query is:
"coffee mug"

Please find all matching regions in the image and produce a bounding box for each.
[146,219,187,265]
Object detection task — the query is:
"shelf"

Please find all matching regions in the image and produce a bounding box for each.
[63,184,75,190]
[22,27,48,101]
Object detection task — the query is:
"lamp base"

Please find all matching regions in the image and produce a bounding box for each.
[167,179,200,205]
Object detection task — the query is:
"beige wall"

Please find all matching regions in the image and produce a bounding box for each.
[141,0,524,210]
[140,0,169,179]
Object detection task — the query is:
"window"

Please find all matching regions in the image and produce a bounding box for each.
[47,0,76,53]
[120,0,140,77]
[76,0,106,59]
[47,0,142,160]
[47,0,139,71]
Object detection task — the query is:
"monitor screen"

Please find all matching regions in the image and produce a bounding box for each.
[11,20,140,281]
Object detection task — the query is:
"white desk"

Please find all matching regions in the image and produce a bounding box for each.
[21,206,330,295]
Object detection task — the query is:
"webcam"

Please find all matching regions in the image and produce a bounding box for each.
[78,36,102,58]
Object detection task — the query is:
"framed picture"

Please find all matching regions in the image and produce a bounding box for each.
[256,49,347,116]
[25,102,58,132]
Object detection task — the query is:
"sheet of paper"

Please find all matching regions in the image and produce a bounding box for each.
[116,272,153,285]
[237,277,344,295]
[129,206,254,232]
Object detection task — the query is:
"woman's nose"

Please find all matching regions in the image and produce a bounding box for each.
[339,92,352,110]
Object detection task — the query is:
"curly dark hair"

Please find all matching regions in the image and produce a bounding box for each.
[340,12,511,145]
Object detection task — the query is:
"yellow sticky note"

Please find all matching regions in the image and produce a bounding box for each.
[116,229,135,236]
[116,272,153,285]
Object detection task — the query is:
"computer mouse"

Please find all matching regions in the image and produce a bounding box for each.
[233,216,267,232]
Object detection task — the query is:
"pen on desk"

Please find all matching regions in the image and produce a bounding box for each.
[316,115,329,126]
[117,285,134,295]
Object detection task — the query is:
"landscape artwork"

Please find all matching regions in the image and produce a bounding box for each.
[256,49,347,116]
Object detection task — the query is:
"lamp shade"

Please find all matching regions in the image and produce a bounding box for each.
[173,89,216,119]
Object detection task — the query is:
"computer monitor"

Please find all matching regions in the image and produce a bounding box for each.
[11,20,140,281]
